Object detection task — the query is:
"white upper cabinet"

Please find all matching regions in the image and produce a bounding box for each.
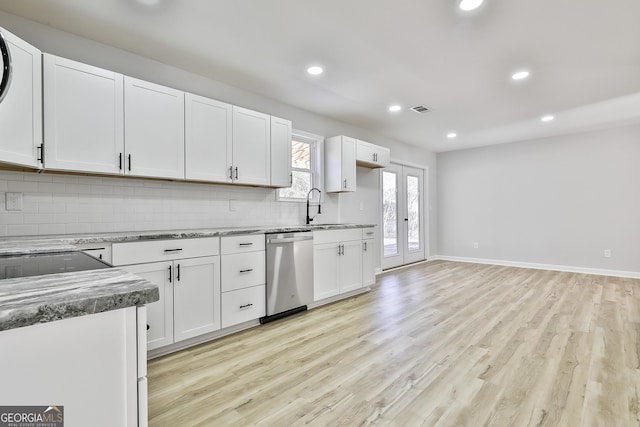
[232,106,270,186]
[270,115,292,188]
[0,28,42,168]
[356,139,390,168]
[325,135,356,192]
[185,93,232,183]
[124,76,185,179]
[43,54,124,174]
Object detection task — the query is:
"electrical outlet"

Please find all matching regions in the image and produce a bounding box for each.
[473,242,479,249]
[604,249,612,258]
[229,199,236,212]
[6,192,23,211]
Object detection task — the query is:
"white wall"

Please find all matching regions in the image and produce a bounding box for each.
[437,123,640,275]
[0,12,438,267]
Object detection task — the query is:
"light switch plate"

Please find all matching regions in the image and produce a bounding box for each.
[6,192,23,211]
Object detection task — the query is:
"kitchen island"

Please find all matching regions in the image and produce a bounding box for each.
[0,245,159,427]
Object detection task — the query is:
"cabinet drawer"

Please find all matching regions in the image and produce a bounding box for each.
[362,227,376,240]
[221,234,265,254]
[222,285,266,328]
[221,251,265,292]
[313,228,362,245]
[112,237,219,265]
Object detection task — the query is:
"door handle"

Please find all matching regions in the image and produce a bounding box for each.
[128,154,132,172]
[239,268,253,273]
[168,264,172,283]
[0,29,12,104]
[239,303,253,309]
[229,166,233,180]
[235,167,239,180]
[118,152,123,170]
[176,264,180,281]
[343,179,347,189]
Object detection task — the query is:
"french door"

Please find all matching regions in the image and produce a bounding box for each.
[381,163,425,269]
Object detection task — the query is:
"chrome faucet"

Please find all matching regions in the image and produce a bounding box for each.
[306,188,322,225]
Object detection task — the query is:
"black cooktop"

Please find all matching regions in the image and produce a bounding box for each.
[0,251,112,280]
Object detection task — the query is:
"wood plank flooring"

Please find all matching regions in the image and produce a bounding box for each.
[147,260,640,426]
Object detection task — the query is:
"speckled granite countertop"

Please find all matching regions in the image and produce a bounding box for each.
[0,268,159,331]
[0,223,375,248]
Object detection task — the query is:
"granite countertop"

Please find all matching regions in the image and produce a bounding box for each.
[0,223,376,247]
[0,268,159,331]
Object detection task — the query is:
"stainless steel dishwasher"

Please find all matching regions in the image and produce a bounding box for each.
[261,231,313,323]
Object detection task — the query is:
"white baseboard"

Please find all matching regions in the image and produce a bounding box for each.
[432,255,640,279]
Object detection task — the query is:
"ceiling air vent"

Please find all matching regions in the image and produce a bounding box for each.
[411,105,430,114]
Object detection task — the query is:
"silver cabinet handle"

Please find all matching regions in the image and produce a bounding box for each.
[0,29,12,104]
[363,242,367,251]
[164,248,183,253]
[343,179,347,189]
[239,242,253,247]
[235,167,239,180]
[239,268,253,273]
[239,303,253,309]
[229,166,233,180]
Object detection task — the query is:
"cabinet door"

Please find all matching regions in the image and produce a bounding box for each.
[362,238,375,286]
[339,240,363,293]
[124,77,184,179]
[0,28,41,168]
[313,242,340,301]
[185,93,232,183]
[121,261,174,350]
[173,256,221,342]
[270,116,292,188]
[341,137,357,191]
[232,106,270,185]
[325,136,356,192]
[43,54,124,174]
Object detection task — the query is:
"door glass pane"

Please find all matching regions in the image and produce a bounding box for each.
[406,175,420,252]
[382,171,398,257]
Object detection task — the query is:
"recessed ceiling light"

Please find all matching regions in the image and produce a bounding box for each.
[511,70,530,80]
[307,66,323,76]
[388,105,402,112]
[459,0,484,11]
[447,133,457,139]
[541,115,555,122]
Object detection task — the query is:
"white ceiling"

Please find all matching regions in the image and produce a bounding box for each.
[1,0,639,152]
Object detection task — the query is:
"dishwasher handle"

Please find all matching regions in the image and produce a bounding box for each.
[267,236,312,244]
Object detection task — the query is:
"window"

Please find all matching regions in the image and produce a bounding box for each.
[277,131,321,202]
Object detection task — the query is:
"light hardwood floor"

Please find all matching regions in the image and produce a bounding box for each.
[148,260,640,426]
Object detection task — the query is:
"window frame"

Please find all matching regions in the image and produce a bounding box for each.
[276,130,323,203]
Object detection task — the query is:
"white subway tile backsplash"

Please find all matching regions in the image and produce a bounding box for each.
[0,170,339,237]
[38,224,66,235]
[7,225,39,236]
[8,181,38,192]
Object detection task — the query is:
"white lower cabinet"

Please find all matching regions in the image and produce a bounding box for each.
[221,284,266,328]
[362,227,376,286]
[313,229,363,301]
[0,307,145,427]
[220,234,266,328]
[112,238,220,351]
